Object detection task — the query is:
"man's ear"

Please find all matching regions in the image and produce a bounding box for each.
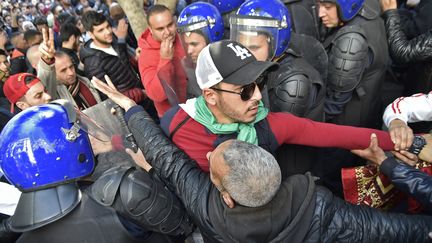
[221,191,235,208]
[202,88,216,106]
[16,100,29,111]
[87,31,94,40]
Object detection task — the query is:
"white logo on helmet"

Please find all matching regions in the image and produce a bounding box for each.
[227,43,251,60]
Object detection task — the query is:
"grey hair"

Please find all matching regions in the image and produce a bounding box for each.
[221,140,282,207]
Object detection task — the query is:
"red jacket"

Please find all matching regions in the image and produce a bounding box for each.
[138,29,187,117]
[162,107,395,172]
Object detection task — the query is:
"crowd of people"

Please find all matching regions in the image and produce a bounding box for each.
[0,0,431,242]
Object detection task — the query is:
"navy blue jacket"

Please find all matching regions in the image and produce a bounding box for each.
[381,157,432,209]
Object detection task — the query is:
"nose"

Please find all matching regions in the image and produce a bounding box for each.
[318,5,326,18]
[163,28,170,36]
[105,27,112,36]
[187,45,194,56]
[251,84,262,101]
[44,92,52,102]
[67,67,75,76]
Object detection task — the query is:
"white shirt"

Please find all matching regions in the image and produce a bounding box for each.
[90,42,118,57]
[383,92,432,127]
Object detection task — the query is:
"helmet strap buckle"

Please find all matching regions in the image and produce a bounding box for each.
[62,122,81,142]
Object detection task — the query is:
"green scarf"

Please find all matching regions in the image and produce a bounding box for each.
[193,96,268,145]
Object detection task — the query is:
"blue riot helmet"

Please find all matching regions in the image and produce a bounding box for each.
[230,0,291,60]
[319,0,365,22]
[206,0,245,14]
[177,2,224,44]
[177,2,224,66]
[0,100,109,192]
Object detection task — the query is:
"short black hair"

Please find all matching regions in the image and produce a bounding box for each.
[58,12,72,26]
[146,4,170,27]
[81,11,109,32]
[23,29,42,42]
[60,23,81,43]
[33,16,48,26]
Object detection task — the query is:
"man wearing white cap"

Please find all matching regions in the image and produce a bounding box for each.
[159,40,410,172]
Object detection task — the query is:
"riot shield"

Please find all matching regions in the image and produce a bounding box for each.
[181,57,202,99]
[157,65,181,106]
[82,99,136,180]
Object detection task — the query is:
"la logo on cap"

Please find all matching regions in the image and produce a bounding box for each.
[227,43,251,60]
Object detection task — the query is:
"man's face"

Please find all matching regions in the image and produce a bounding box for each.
[4,16,11,26]
[17,17,24,28]
[19,82,52,109]
[0,55,10,78]
[181,32,207,64]
[90,21,113,47]
[54,6,64,17]
[238,33,270,61]
[318,2,340,28]
[148,10,176,42]
[212,82,262,124]
[22,4,30,15]
[55,55,76,86]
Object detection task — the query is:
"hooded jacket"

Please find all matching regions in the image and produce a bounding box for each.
[138,29,187,117]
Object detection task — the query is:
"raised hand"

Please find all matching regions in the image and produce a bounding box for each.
[39,28,55,62]
[380,0,397,11]
[113,18,128,39]
[91,75,136,111]
[160,35,175,60]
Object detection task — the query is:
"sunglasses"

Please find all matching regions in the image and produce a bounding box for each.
[211,75,266,101]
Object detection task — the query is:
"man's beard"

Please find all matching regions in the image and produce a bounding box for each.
[94,35,112,46]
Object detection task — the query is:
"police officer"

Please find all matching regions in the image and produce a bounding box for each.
[231,0,326,121]
[317,0,389,196]
[318,0,389,128]
[0,100,193,243]
[230,0,327,177]
[177,2,225,98]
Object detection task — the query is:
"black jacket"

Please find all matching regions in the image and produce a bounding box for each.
[383,9,432,95]
[79,40,141,93]
[380,157,432,209]
[126,105,432,243]
[397,0,432,39]
[383,9,432,63]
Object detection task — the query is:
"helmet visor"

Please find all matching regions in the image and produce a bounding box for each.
[230,16,279,61]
